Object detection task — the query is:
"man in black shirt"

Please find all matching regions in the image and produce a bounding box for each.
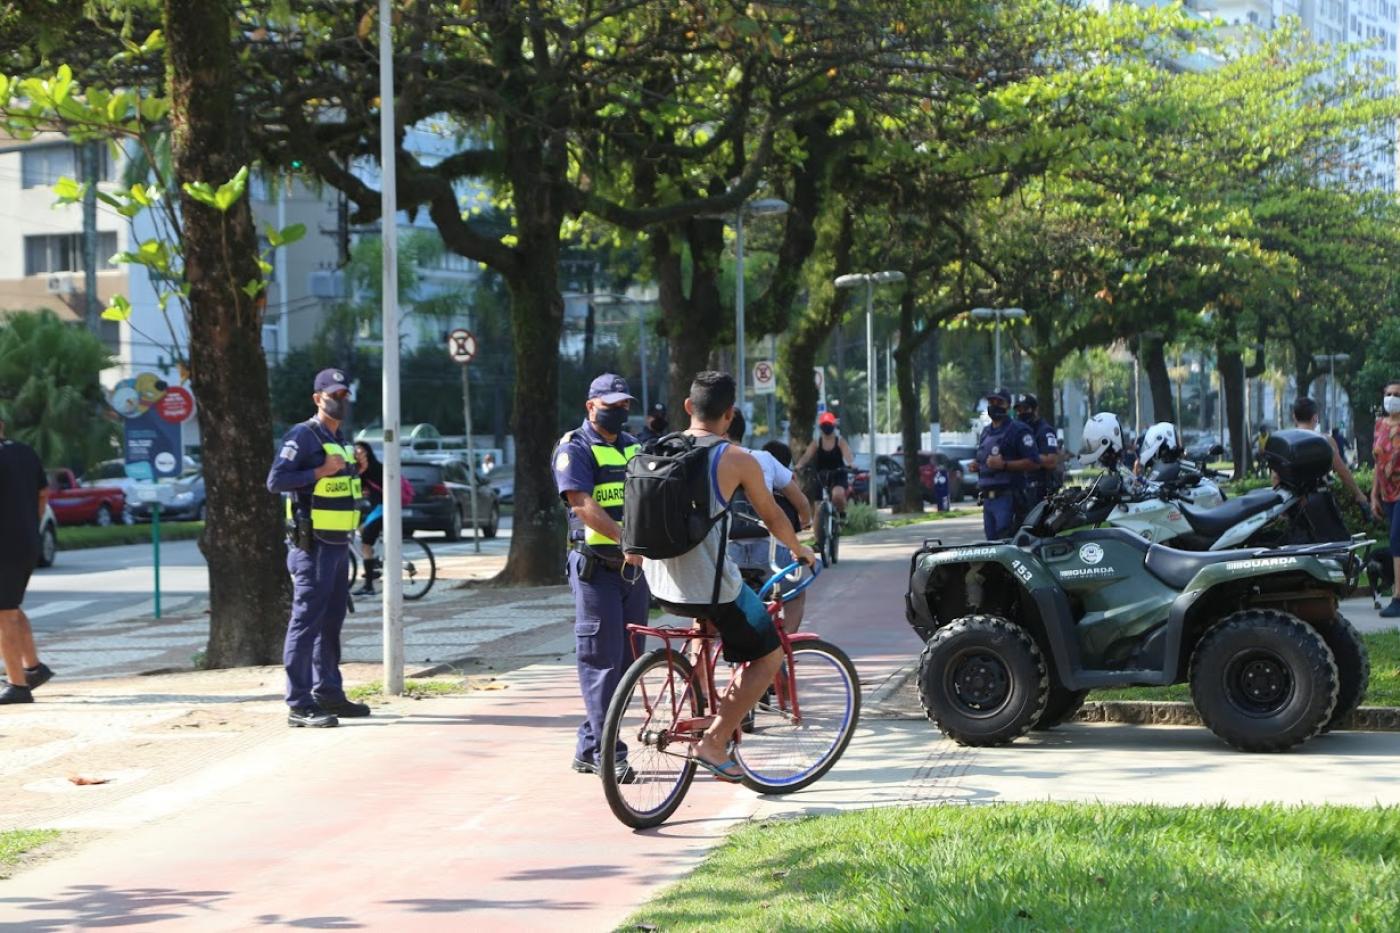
[0,416,54,704]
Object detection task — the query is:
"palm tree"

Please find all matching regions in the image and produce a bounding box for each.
[0,310,115,469]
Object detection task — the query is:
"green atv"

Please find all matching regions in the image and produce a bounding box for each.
[905,474,1371,752]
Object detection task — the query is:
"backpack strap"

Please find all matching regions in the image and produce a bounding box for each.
[710,511,730,613]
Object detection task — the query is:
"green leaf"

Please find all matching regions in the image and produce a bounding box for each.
[182,181,218,208]
[130,183,153,207]
[241,279,267,299]
[101,295,132,322]
[213,165,249,212]
[274,222,306,246]
[52,176,85,204]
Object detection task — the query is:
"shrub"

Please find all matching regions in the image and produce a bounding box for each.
[842,502,881,534]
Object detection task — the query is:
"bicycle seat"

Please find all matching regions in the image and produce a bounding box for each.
[1144,543,1266,589]
[1178,488,1283,538]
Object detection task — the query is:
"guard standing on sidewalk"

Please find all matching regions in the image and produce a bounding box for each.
[1015,393,1060,515]
[266,368,371,728]
[553,374,649,777]
[969,387,1040,540]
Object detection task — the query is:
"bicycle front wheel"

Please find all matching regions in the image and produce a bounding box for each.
[398,538,436,600]
[828,514,840,565]
[735,639,861,795]
[814,502,831,557]
[602,648,700,829]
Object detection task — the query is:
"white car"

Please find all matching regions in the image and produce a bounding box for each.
[37,503,57,568]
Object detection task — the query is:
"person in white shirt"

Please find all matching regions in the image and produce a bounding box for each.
[726,410,813,632]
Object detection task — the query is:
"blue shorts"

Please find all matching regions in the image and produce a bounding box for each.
[656,584,781,664]
[1386,500,1400,556]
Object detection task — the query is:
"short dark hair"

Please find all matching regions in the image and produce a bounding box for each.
[1293,397,1319,424]
[763,440,792,467]
[725,407,747,442]
[689,371,736,421]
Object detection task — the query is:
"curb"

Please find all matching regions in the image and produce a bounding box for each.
[1075,700,1400,732]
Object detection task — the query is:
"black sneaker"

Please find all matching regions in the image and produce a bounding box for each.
[288,706,338,728]
[23,663,53,690]
[0,683,35,705]
[313,695,372,718]
[572,756,636,783]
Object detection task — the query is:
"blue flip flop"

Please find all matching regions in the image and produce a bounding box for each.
[694,751,744,782]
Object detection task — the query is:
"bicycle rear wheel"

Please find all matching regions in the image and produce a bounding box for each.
[398,537,436,600]
[735,639,861,795]
[813,501,830,557]
[602,648,700,829]
[828,514,840,565]
[347,548,360,586]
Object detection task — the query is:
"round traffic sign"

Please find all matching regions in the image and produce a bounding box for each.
[447,328,478,364]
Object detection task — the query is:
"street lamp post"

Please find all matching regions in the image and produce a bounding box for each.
[970,307,1027,390]
[835,270,905,510]
[1313,353,1351,433]
[727,199,788,417]
[377,0,404,695]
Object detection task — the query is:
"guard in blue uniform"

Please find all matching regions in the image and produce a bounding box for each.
[971,387,1040,540]
[266,368,371,728]
[553,373,650,776]
[1015,393,1061,514]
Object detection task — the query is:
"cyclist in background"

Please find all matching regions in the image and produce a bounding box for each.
[353,442,384,596]
[795,411,854,518]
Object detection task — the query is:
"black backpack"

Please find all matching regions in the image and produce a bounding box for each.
[622,432,727,558]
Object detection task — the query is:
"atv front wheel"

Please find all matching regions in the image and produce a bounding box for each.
[1189,609,1338,753]
[1317,614,1369,733]
[918,615,1048,747]
[1034,685,1089,731]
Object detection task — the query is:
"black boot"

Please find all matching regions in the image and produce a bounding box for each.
[355,558,381,596]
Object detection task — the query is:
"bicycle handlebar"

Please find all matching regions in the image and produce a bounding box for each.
[758,557,823,603]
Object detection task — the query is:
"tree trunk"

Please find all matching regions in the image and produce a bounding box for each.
[167,0,290,666]
[1030,350,1066,427]
[1142,334,1175,424]
[1219,342,1247,479]
[894,290,923,513]
[495,240,567,584]
[655,220,726,407]
[782,206,854,450]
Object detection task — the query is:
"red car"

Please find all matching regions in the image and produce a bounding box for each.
[47,468,126,526]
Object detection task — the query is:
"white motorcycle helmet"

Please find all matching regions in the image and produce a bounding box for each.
[1138,422,1179,470]
[1079,413,1124,467]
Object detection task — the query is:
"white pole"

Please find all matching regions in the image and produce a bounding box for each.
[885,339,893,435]
[993,310,1003,389]
[463,363,480,554]
[378,0,404,696]
[866,280,878,509]
[638,306,649,414]
[735,212,746,417]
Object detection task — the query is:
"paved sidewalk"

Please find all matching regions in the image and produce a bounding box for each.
[7,515,1400,931]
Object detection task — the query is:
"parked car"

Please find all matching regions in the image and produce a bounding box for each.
[129,469,207,522]
[84,459,140,524]
[401,458,501,540]
[850,454,907,508]
[37,503,57,568]
[47,468,126,527]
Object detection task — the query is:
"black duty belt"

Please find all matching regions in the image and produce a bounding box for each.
[572,544,625,572]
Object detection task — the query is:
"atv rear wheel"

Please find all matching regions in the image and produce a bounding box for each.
[918,615,1047,747]
[1189,609,1338,753]
[1317,614,1369,733]
[1034,685,1089,731]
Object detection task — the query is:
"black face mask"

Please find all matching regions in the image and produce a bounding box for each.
[1018,410,1036,425]
[819,423,835,436]
[320,395,350,421]
[987,405,1008,421]
[593,405,629,436]
[649,416,668,433]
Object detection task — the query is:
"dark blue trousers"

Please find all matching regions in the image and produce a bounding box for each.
[285,543,350,709]
[568,550,649,765]
[982,492,1017,540]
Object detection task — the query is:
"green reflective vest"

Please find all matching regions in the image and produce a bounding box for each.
[585,442,639,546]
[286,437,361,540]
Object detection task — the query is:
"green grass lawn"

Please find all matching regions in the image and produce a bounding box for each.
[630,803,1400,931]
[347,678,469,701]
[0,829,59,879]
[57,521,204,550]
[1093,629,1400,707]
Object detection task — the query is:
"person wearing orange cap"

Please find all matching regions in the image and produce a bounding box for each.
[795,411,854,518]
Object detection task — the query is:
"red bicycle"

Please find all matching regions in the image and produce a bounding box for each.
[600,560,860,829]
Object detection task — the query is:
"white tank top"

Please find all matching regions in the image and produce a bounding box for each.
[642,442,742,605]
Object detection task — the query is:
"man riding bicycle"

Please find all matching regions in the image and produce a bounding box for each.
[639,372,817,781]
[795,411,854,518]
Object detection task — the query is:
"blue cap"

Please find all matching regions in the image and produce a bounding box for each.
[314,368,350,393]
[588,373,634,405]
[985,387,1012,404]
